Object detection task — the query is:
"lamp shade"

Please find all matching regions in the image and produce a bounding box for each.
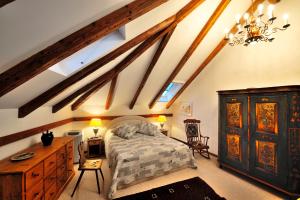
[89,118,102,127]
[157,115,167,123]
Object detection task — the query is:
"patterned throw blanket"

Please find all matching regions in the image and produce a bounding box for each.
[107,133,197,199]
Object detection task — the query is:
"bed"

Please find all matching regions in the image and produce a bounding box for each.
[104,116,197,199]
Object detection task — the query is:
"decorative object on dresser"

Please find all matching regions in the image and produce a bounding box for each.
[89,118,102,137]
[184,119,210,159]
[88,137,105,158]
[41,130,54,146]
[0,136,75,200]
[218,85,300,198]
[71,142,104,197]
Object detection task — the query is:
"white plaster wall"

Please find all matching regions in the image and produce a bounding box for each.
[171,0,300,155]
[0,107,73,159]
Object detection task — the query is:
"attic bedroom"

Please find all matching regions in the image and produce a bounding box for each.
[0,0,299,199]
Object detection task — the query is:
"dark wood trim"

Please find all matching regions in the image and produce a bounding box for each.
[0,0,14,8]
[19,17,176,118]
[71,79,111,111]
[149,0,231,109]
[0,0,169,98]
[105,75,118,110]
[129,27,176,109]
[0,113,173,147]
[220,163,299,197]
[0,118,73,147]
[166,0,265,109]
[52,28,170,114]
[17,0,205,118]
[73,113,173,121]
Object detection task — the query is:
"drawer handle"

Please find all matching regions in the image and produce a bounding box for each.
[49,161,55,165]
[34,192,39,197]
[32,172,40,177]
[50,192,55,196]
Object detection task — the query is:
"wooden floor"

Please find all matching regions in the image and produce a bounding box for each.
[59,154,287,200]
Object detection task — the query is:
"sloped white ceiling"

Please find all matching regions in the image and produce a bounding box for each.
[2,0,289,114]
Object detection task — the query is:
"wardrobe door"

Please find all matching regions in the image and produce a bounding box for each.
[249,95,288,187]
[219,95,248,171]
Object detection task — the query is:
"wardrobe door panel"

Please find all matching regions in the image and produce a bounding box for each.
[250,95,288,187]
[220,95,248,171]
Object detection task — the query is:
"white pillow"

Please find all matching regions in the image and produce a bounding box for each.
[137,122,160,136]
[112,124,138,139]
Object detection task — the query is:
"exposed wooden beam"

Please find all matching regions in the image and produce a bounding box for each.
[73,113,173,122]
[105,75,118,110]
[0,118,73,147]
[129,27,176,109]
[71,79,110,111]
[149,0,231,109]
[166,0,265,109]
[0,0,170,98]
[52,28,170,114]
[0,0,15,8]
[18,0,205,117]
[0,113,173,147]
[18,17,175,118]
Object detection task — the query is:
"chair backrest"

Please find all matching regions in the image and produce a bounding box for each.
[183,119,201,144]
[78,141,86,167]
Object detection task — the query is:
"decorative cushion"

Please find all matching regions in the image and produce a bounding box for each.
[112,124,138,139]
[137,122,160,136]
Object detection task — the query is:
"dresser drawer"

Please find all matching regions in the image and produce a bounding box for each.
[44,169,56,192]
[45,183,56,200]
[25,162,44,191]
[57,164,67,177]
[44,153,56,176]
[26,179,44,200]
[56,147,66,166]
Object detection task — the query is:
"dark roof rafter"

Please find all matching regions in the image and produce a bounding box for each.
[105,75,118,110]
[51,28,171,114]
[166,0,266,108]
[149,0,231,109]
[0,0,170,97]
[71,80,110,111]
[18,17,175,118]
[18,0,205,117]
[129,26,176,109]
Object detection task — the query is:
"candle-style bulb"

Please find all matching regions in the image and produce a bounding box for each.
[244,12,249,20]
[224,28,230,39]
[283,14,289,25]
[258,4,264,16]
[235,14,241,24]
[268,4,275,19]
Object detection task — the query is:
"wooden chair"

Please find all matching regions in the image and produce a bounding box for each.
[71,141,104,197]
[183,119,210,159]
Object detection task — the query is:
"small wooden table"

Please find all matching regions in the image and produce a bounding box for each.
[87,137,105,158]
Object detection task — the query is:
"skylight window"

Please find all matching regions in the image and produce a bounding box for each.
[158,82,183,102]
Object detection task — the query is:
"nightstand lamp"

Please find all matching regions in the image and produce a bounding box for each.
[89,118,102,137]
[157,115,167,129]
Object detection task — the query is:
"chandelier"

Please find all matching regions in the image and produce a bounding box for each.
[224,0,290,46]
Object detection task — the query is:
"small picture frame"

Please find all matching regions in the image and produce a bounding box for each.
[179,102,193,116]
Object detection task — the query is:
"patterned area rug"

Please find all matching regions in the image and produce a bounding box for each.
[114,177,226,200]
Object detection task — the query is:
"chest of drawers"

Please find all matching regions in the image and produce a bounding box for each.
[0,137,74,200]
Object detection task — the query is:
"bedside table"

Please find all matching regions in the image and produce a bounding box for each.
[160,129,168,136]
[87,137,105,158]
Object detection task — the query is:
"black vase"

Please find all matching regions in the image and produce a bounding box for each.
[41,130,54,146]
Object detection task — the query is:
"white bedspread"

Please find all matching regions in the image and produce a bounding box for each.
[105,131,197,199]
